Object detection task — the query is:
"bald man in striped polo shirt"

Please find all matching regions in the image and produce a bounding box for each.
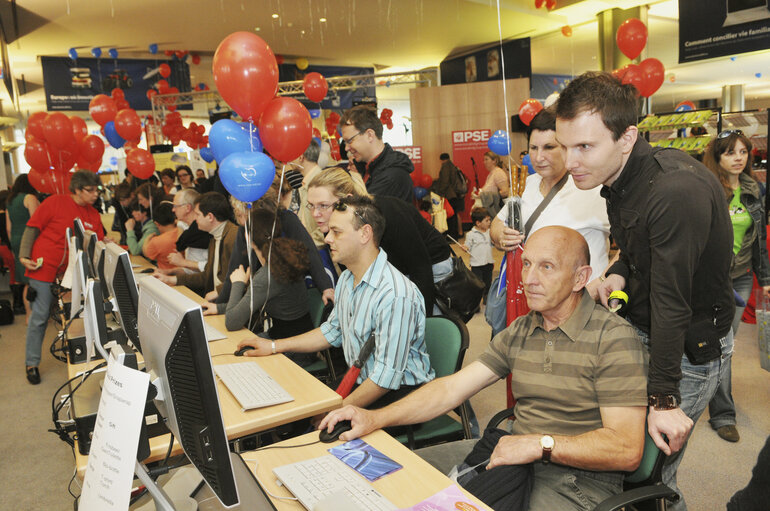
[321,226,648,510]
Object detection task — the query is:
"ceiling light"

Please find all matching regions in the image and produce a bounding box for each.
[287,22,293,27]
[254,27,260,31]
[301,30,306,35]
[320,17,327,22]
[272,13,279,19]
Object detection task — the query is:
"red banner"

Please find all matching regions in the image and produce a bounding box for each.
[452,129,491,223]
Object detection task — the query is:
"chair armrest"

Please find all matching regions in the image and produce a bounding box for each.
[486,406,516,430]
[593,484,679,511]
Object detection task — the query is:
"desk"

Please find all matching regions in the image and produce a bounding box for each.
[69,275,341,479]
[246,429,491,510]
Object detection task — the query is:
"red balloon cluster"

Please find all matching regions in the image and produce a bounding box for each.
[160,112,208,149]
[24,111,105,194]
[519,99,544,126]
[380,109,394,130]
[303,72,328,103]
[534,0,556,9]
[616,18,647,60]
[325,111,341,137]
[613,58,665,98]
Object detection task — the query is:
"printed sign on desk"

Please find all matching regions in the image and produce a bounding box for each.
[79,359,150,511]
[452,129,492,223]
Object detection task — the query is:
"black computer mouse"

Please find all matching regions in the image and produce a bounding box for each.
[140,268,154,274]
[234,346,256,357]
[319,420,353,443]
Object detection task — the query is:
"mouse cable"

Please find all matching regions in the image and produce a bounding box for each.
[251,438,322,452]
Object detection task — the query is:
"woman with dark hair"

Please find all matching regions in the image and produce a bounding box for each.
[174,165,197,192]
[224,208,314,343]
[134,182,168,217]
[703,130,770,443]
[159,168,177,195]
[7,174,40,318]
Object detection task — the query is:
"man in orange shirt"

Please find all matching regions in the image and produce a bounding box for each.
[143,201,179,270]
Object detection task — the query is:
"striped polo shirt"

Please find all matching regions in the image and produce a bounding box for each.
[478,290,648,437]
[320,249,435,390]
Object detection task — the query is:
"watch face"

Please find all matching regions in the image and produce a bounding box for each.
[541,435,555,449]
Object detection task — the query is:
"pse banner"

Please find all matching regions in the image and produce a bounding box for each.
[41,56,191,111]
[392,146,423,174]
[452,129,491,223]
[679,0,770,63]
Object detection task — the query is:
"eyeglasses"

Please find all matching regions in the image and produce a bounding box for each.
[172,202,193,209]
[177,173,190,178]
[342,130,365,145]
[306,202,337,213]
[718,129,743,139]
[80,186,99,193]
[334,201,367,226]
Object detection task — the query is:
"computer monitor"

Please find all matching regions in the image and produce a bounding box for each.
[137,276,239,507]
[73,218,85,252]
[70,250,89,320]
[82,278,110,361]
[83,230,98,279]
[92,240,111,305]
[102,242,141,353]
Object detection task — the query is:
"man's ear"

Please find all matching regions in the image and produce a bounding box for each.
[359,223,374,245]
[573,265,592,292]
[620,125,638,155]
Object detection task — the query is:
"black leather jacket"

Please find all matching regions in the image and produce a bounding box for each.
[730,173,770,285]
[602,138,735,400]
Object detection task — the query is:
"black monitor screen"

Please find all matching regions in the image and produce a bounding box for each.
[103,243,141,353]
[73,218,85,252]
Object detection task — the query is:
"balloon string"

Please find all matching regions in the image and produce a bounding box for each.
[495,0,514,199]
[245,206,256,332]
[259,163,285,331]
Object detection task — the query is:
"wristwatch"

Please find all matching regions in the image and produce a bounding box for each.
[648,394,678,410]
[540,435,554,463]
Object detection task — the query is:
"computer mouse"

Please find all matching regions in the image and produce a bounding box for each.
[234,346,256,357]
[319,420,352,443]
[140,268,154,274]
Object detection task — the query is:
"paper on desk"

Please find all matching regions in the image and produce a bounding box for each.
[79,358,150,511]
[398,484,485,511]
[328,438,402,482]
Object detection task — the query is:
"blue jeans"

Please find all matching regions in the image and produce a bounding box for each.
[25,278,54,367]
[635,326,732,511]
[709,273,752,430]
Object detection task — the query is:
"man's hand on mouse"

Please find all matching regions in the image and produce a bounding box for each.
[318,405,379,442]
[235,338,272,357]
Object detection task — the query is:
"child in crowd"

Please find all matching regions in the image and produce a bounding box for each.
[464,207,495,301]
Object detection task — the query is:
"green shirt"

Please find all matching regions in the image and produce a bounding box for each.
[729,186,752,255]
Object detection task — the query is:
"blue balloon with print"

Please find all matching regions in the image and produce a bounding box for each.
[309,109,321,119]
[68,48,78,60]
[104,121,125,149]
[209,119,261,164]
[488,129,511,156]
[522,154,534,175]
[414,186,428,200]
[220,151,276,203]
[199,147,215,163]
[239,122,263,153]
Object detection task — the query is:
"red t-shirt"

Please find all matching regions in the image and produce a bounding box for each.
[143,228,180,270]
[26,194,104,282]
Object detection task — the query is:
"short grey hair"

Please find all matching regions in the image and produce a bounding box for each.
[303,140,320,163]
[175,188,200,205]
[69,170,101,193]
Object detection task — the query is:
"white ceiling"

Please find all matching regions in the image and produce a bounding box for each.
[2,0,770,118]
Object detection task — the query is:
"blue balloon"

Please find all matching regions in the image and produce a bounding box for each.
[108,48,118,59]
[312,137,322,147]
[91,47,102,58]
[210,120,255,163]
[309,109,321,119]
[199,147,215,163]
[220,151,276,203]
[104,121,125,149]
[149,43,158,55]
[238,122,264,152]
[68,48,78,60]
[521,154,535,175]
[414,186,428,200]
[488,129,511,156]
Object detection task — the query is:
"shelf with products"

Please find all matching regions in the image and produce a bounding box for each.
[639,108,720,155]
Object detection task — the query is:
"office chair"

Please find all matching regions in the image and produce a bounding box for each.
[484,407,679,511]
[303,287,342,383]
[395,315,473,449]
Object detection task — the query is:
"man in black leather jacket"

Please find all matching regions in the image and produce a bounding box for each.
[555,71,734,511]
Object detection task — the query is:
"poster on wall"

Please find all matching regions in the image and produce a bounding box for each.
[392,146,423,174]
[451,129,491,222]
[41,56,191,111]
[679,0,770,63]
[440,38,530,86]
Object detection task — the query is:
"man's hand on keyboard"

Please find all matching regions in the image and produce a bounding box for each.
[318,405,378,442]
[236,338,272,357]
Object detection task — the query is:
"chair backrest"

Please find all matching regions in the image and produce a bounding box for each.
[307,287,325,328]
[423,316,470,377]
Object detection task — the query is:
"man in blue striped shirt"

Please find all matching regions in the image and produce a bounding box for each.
[236,195,434,408]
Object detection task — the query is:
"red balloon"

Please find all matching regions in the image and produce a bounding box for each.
[638,58,665,98]
[89,94,117,126]
[303,72,328,103]
[27,112,48,140]
[159,63,171,78]
[123,140,140,152]
[147,89,158,101]
[42,112,74,150]
[545,0,556,9]
[616,18,647,60]
[612,65,631,81]
[175,50,187,60]
[621,64,644,95]
[70,115,87,141]
[191,54,201,65]
[111,88,125,100]
[80,134,105,162]
[258,97,312,162]
[75,156,95,172]
[28,168,57,194]
[561,25,572,37]
[157,79,170,94]
[213,31,279,122]
[114,109,142,141]
[518,99,544,126]
[126,148,156,179]
[50,145,79,174]
[115,98,130,111]
[164,50,174,57]
[420,174,433,188]
[534,0,545,7]
[24,138,51,170]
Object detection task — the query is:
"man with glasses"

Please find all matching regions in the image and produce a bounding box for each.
[340,105,415,203]
[166,189,210,275]
[236,195,434,410]
[19,170,106,385]
[555,71,734,510]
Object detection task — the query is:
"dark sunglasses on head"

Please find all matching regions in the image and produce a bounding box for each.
[334,202,367,225]
[717,129,743,139]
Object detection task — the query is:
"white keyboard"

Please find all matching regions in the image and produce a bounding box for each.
[273,455,397,511]
[214,362,293,410]
[204,323,227,341]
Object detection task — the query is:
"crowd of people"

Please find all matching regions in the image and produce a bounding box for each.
[9,73,770,510]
